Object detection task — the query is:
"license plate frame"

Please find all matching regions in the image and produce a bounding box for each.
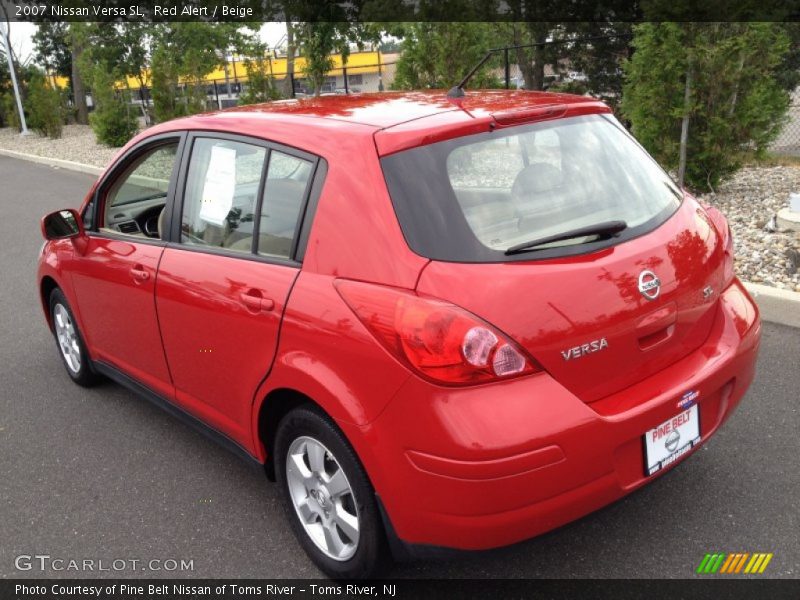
[643,404,701,476]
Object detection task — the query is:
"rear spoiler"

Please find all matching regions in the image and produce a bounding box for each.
[374,100,610,157]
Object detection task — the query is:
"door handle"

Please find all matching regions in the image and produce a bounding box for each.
[130,265,150,283]
[240,289,275,313]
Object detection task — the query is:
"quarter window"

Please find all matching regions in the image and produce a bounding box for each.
[257,151,313,258]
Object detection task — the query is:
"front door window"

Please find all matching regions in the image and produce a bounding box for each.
[101,143,178,240]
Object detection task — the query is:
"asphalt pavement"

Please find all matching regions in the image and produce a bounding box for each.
[0,155,797,579]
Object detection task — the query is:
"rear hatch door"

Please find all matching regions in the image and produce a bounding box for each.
[416,198,725,403]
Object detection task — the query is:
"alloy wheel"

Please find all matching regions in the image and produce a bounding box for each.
[53,303,81,373]
[285,435,360,561]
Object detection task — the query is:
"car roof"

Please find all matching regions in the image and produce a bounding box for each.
[157,90,607,130]
[140,90,610,158]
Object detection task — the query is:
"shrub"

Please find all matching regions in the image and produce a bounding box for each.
[392,23,503,90]
[0,92,21,131]
[239,63,282,105]
[150,45,189,123]
[26,73,64,138]
[89,65,138,147]
[150,36,211,122]
[621,23,791,191]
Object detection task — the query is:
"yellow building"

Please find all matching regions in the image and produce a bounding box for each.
[53,50,390,95]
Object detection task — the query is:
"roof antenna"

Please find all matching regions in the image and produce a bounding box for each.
[447,34,634,99]
[447,50,494,98]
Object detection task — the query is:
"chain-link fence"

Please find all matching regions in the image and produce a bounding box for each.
[770,90,800,156]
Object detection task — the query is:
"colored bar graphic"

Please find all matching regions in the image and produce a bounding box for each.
[750,554,766,573]
[697,554,713,574]
[745,554,759,573]
[697,552,773,575]
[734,553,749,573]
[720,554,736,573]
[758,554,773,573]
[711,553,725,573]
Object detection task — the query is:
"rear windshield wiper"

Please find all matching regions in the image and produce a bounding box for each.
[505,220,628,255]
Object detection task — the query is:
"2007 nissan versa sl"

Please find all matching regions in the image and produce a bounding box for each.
[37,89,761,578]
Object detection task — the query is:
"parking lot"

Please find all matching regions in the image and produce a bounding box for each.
[0,155,797,579]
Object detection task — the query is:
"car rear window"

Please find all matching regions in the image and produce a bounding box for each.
[381,114,682,262]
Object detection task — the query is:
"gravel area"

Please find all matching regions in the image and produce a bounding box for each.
[0,124,121,167]
[700,166,800,292]
[2,125,799,291]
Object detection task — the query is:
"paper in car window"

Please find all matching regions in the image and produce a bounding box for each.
[199,145,236,226]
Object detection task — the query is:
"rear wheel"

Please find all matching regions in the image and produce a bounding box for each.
[49,288,99,387]
[275,406,388,579]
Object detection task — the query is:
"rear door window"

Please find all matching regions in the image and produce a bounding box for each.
[178,136,319,261]
[180,138,266,253]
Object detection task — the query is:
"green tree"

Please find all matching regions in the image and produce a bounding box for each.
[277,0,378,96]
[774,23,800,92]
[391,23,502,90]
[0,52,11,128]
[560,22,633,108]
[67,24,91,125]
[88,63,139,147]
[1,16,31,129]
[378,38,401,53]
[150,42,188,123]
[1,91,20,130]
[294,22,379,96]
[77,23,154,124]
[239,39,282,105]
[25,71,65,138]
[32,22,71,84]
[502,21,563,91]
[149,23,247,121]
[622,23,791,191]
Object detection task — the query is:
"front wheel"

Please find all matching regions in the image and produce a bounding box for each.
[274,406,388,579]
[49,288,100,387]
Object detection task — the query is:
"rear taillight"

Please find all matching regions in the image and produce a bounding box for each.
[335,280,541,385]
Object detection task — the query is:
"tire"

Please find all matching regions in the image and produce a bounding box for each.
[49,288,100,387]
[275,405,389,579]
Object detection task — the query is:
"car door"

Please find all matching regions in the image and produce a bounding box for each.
[69,134,185,399]
[155,133,320,447]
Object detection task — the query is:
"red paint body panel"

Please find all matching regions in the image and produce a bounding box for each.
[68,237,173,397]
[36,90,762,554]
[251,271,413,435]
[155,248,299,447]
[297,133,427,289]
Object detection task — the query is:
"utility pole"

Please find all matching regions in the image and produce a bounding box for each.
[0,19,29,135]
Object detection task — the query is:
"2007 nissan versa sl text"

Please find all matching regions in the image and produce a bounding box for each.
[37,88,761,578]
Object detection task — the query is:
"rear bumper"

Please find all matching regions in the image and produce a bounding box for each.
[342,279,761,551]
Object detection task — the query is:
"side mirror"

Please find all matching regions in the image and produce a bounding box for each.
[41,209,85,241]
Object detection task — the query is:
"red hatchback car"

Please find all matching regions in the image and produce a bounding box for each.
[38,90,761,578]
